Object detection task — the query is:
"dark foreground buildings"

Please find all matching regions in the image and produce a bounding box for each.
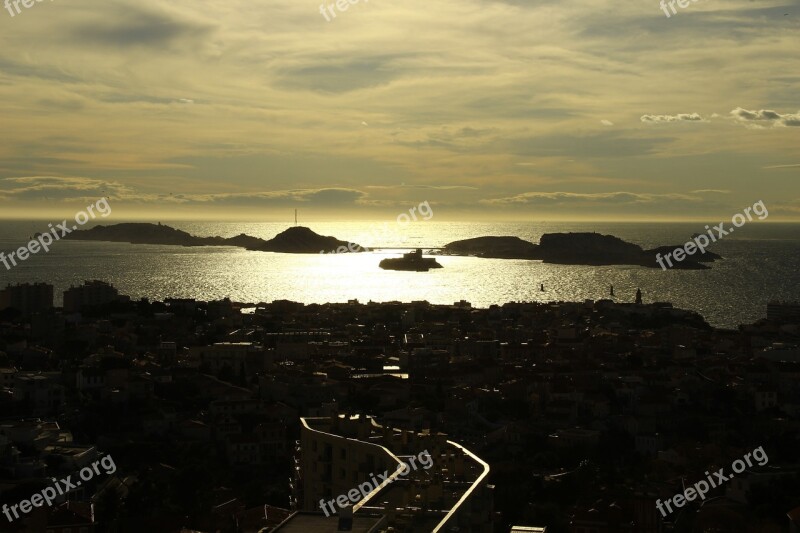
[0,283,799,532]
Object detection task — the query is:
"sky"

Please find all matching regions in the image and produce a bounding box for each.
[0,0,798,221]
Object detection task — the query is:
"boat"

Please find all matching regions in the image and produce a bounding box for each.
[379,249,443,272]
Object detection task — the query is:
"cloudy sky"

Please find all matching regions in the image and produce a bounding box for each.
[0,0,798,221]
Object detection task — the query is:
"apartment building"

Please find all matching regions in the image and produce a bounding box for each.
[284,413,493,532]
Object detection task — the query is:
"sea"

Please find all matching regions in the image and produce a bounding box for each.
[1,220,798,329]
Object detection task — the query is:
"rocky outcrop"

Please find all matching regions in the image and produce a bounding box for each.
[443,232,720,269]
[66,223,363,254]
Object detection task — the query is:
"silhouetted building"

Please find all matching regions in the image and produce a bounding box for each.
[296,414,494,532]
[63,280,123,312]
[767,301,800,323]
[0,282,53,316]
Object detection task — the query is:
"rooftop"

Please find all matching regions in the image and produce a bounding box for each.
[272,511,386,532]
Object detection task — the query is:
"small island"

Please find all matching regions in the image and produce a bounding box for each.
[65,223,364,255]
[441,232,721,269]
[379,249,443,272]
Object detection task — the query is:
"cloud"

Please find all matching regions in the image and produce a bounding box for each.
[772,198,800,214]
[763,164,800,170]
[640,113,706,123]
[145,188,369,206]
[5,176,103,189]
[0,177,370,207]
[730,108,800,127]
[0,0,798,219]
[274,55,408,94]
[365,184,478,190]
[731,108,780,121]
[506,132,672,158]
[475,189,746,218]
[638,108,800,129]
[392,126,496,152]
[0,177,130,200]
[0,58,81,83]
[68,5,213,50]
[480,191,703,206]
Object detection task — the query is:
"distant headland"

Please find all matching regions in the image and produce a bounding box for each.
[441,232,722,269]
[65,223,362,255]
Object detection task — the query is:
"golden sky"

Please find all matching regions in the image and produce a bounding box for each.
[0,0,798,221]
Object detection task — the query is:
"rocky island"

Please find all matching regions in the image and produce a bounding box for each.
[440,236,539,259]
[65,223,363,254]
[441,232,721,269]
[379,249,443,271]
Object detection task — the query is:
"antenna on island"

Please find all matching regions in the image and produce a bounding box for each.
[295,209,298,226]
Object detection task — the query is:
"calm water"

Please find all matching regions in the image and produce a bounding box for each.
[1,220,798,329]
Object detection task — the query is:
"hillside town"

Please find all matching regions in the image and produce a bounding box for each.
[1,280,799,532]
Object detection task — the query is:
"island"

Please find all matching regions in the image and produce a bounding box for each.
[64,223,363,255]
[441,232,722,269]
[379,249,443,271]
